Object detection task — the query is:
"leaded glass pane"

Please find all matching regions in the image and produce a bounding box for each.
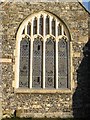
[58,58,67,76]
[46,38,55,56]
[58,39,68,88]
[58,77,67,88]
[58,24,62,35]
[39,16,43,35]
[46,16,49,35]
[46,57,54,76]
[19,38,30,87]
[52,19,55,36]
[45,38,55,88]
[33,17,37,35]
[27,23,31,36]
[32,38,42,88]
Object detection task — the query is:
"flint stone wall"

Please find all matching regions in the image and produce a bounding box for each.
[0,1,89,118]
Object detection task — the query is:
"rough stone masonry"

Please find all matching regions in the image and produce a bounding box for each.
[0,1,90,119]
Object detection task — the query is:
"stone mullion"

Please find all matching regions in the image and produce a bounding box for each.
[43,15,46,37]
[30,19,34,88]
[16,36,22,88]
[56,40,58,89]
[37,16,39,35]
[25,24,27,35]
[62,25,64,35]
[70,41,73,90]
[43,15,46,88]
[50,17,52,35]
[43,40,46,89]
[55,19,58,37]
[55,19,58,89]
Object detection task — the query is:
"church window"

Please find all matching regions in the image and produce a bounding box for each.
[16,11,71,90]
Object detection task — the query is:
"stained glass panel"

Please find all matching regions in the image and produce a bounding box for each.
[52,19,55,36]
[46,16,49,35]
[58,39,68,88]
[46,38,55,56]
[45,38,55,88]
[27,23,31,36]
[39,16,43,35]
[33,17,37,35]
[32,38,42,88]
[19,38,30,87]
[58,24,62,35]
[58,77,67,88]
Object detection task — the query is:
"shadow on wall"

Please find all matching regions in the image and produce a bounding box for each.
[73,39,90,118]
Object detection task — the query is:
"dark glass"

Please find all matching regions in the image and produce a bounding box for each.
[19,37,30,87]
[46,16,49,35]
[33,17,37,35]
[52,19,55,36]
[39,16,43,35]
[27,23,31,36]
[58,24,62,35]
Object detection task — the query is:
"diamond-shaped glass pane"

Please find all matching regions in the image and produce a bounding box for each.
[19,38,30,87]
[46,38,55,56]
[32,77,42,88]
[33,57,42,76]
[58,58,67,76]
[45,77,54,88]
[45,57,54,76]
[58,76,67,88]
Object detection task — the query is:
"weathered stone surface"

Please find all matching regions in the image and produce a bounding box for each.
[0,1,89,119]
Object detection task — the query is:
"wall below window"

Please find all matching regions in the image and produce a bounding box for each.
[0,1,89,119]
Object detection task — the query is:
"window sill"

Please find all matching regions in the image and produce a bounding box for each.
[14,88,72,94]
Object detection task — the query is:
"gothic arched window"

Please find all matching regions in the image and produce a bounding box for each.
[16,11,71,90]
